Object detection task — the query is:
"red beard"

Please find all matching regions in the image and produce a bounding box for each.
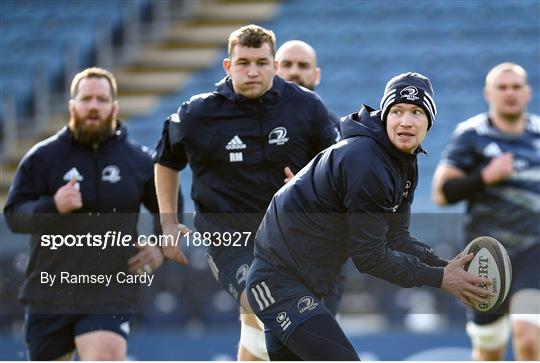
[70,109,115,145]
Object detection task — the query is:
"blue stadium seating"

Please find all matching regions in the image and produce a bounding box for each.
[1,0,126,121]
[126,1,539,215]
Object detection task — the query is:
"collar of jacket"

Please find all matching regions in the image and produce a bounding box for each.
[59,120,127,147]
[215,76,284,104]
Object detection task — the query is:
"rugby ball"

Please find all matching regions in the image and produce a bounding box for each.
[463,236,512,312]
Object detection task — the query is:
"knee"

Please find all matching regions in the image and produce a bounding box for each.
[82,344,125,361]
[513,321,540,360]
[76,333,126,361]
[239,315,268,361]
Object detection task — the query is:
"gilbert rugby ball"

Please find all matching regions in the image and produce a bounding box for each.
[463,236,512,312]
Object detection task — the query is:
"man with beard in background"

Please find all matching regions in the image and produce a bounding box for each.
[4,67,163,360]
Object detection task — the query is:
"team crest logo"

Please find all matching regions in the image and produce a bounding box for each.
[400,86,419,101]
[269,127,289,145]
[297,296,318,313]
[63,167,83,182]
[276,311,291,331]
[235,264,249,284]
[483,142,503,157]
[120,322,130,335]
[403,180,412,198]
[102,165,121,183]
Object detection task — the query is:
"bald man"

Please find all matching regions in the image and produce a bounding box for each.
[276,40,344,319]
[276,40,320,91]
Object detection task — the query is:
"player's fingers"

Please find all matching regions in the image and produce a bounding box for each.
[465,282,495,297]
[460,295,476,308]
[463,290,488,305]
[469,274,493,287]
[162,245,175,259]
[68,178,78,186]
[172,249,189,265]
[451,251,463,262]
[178,225,191,237]
[284,166,294,178]
[128,252,143,267]
[457,252,474,266]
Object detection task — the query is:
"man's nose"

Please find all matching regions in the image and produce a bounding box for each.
[399,113,414,126]
[247,64,259,77]
[87,98,100,109]
[289,64,300,76]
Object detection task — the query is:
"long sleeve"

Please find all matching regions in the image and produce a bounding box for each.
[3,154,59,233]
[340,145,444,288]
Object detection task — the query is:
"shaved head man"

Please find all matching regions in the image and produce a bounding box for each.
[276,40,321,90]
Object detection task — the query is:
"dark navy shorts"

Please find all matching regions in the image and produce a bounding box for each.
[471,243,540,325]
[246,257,330,343]
[24,310,131,360]
[207,245,254,302]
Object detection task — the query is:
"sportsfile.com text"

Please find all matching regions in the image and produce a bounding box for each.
[40,231,252,250]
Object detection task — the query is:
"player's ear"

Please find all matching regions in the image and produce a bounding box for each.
[524,84,532,104]
[273,59,278,72]
[483,85,490,104]
[314,67,321,88]
[223,58,232,76]
[68,99,75,118]
[112,100,120,119]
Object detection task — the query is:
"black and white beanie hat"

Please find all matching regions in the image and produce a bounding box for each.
[379,72,437,130]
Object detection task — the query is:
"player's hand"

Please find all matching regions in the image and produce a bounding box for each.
[441,252,494,307]
[161,222,191,265]
[54,178,83,214]
[284,166,295,184]
[128,244,164,274]
[481,153,514,185]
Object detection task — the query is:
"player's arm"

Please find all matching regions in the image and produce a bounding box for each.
[432,153,514,206]
[4,154,80,233]
[155,163,190,265]
[129,163,165,274]
[346,188,491,306]
[340,149,444,288]
[153,111,192,265]
[432,123,515,206]
[386,203,448,267]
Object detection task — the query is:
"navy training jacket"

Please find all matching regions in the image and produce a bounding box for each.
[4,124,159,312]
[154,76,339,240]
[254,105,445,297]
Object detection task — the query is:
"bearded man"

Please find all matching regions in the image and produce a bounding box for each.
[4,67,163,360]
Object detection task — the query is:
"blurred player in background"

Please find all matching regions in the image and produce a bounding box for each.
[275,40,320,91]
[432,62,540,360]
[3,67,163,360]
[276,40,341,132]
[276,39,344,316]
[246,72,492,360]
[154,25,338,360]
